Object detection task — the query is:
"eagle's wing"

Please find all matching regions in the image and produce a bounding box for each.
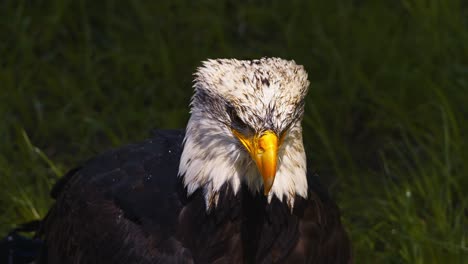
[38,130,194,264]
[292,173,352,263]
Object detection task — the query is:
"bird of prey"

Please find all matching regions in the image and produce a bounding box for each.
[38,58,352,263]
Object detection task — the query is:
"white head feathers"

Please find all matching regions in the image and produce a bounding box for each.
[178,58,310,210]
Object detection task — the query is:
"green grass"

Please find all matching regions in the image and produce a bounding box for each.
[1,0,467,262]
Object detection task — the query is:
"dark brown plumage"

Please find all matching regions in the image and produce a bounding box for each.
[38,130,351,263]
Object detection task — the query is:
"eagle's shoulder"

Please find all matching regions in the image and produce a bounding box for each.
[284,173,352,263]
[40,129,194,264]
[52,129,185,199]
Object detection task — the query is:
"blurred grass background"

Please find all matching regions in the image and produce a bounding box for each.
[0,0,467,263]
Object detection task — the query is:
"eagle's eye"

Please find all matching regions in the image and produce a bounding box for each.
[227,105,250,132]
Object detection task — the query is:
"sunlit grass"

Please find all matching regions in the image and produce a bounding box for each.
[0,0,466,262]
[336,104,468,263]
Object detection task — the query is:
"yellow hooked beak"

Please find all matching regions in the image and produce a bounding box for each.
[232,129,279,195]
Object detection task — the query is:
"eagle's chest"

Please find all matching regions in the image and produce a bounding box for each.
[176,184,301,263]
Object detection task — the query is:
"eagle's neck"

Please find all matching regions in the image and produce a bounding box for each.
[178,113,308,211]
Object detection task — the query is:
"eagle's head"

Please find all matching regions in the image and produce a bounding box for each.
[179,58,310,210]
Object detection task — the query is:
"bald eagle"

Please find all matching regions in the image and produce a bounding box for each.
[38,58,352,263]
